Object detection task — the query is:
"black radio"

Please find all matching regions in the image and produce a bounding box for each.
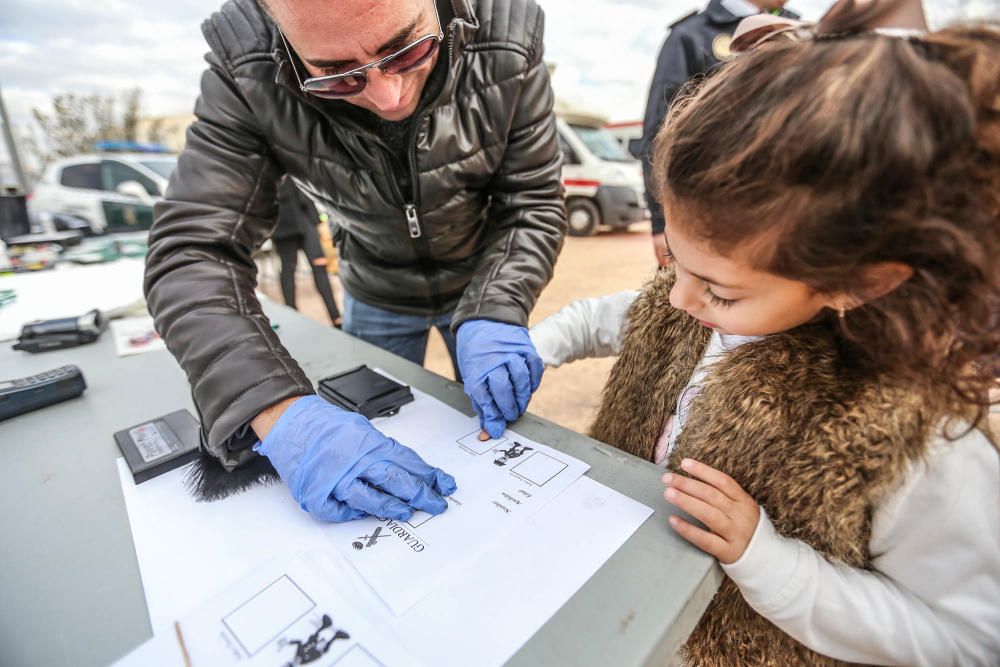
[0,365,87,421]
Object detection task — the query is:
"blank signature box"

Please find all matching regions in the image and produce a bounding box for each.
[511,453,568,487]
[457,430,507,455]
[222,575,315,657]
[405,495,461,530]
[333,644,385,667]
[406,510,434,529]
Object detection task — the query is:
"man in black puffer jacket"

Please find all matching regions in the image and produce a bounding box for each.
[145,0,566,522]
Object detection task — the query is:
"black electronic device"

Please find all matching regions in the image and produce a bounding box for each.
[12,308,105,353]
[114,409,201,484]
[0,364,87,421]
[317,365,414,419]
[0,193,30,242]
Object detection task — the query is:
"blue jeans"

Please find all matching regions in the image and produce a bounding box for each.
[342,291,461,380]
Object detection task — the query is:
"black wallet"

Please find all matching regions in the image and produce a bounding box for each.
[114,409,201,484]
[317,365,414,419]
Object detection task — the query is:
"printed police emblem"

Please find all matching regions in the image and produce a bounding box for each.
[712,33,733,61]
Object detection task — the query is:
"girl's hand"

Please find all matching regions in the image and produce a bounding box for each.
[662,458,760,565]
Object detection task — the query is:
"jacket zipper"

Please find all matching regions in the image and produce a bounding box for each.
[447,22,458,69]
[405,119,437,309]
[404,18,459,241]
[403,67,451,308]
[404,203,421,238]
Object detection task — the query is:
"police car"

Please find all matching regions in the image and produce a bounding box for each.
[30,142,176,234]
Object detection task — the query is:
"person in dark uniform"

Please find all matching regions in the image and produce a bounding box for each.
[636,0,795,265]
[273,178,342,327]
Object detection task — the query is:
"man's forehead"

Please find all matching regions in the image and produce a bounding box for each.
[275,0,420,36]
[274,0,428,64]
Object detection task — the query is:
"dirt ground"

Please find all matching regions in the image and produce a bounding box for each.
[258,223,659,434]
[259,226,1000,438]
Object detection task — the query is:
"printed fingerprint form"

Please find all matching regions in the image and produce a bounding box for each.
[322,399,591,615]
[220,574,384,666]
[510,452,569,487]
[277,614,349,666]
[223,575,318,657]
[353,526,387,550]
[457,429,506,454]
[330,645,386,666]
[406,496,462,530]
[492,442,533,467]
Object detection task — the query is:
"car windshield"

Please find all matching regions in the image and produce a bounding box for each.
[138,159,177,179]
[568,124,630,162]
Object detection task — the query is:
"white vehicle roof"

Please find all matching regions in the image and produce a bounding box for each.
[554,98,607,128]
[52,153,177,165]
[39,153,178,185]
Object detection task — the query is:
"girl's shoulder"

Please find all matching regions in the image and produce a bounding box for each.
[871,422,999,564]
[916,423,996,486]
[876,423,998,525]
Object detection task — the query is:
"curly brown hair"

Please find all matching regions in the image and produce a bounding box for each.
[653,24,1000,424]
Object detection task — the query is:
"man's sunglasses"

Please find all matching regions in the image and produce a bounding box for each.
[278,6,443,99]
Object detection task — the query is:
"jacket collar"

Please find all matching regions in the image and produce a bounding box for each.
[705,0,743,25]
[446,0,480,64]
[704,0,799,27]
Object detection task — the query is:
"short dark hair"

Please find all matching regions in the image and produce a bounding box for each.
[256,0,275,20]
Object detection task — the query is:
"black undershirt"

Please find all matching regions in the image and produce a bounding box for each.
[373,0,451,155]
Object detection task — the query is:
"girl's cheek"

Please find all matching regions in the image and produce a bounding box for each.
[668,282,686,311]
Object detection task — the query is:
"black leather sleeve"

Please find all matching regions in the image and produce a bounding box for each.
[144,55,313,470]
[452,8,567,330]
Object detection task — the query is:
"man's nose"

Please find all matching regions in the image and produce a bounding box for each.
[363,69,405,111]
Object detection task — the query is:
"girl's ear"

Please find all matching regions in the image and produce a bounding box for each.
[858,262,914,301]
[824,262,914,312]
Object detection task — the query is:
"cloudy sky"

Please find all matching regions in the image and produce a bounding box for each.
[1,0,997,164]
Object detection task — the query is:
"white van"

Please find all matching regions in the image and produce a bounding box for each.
[604,120,644,159]
[556,107,649,236]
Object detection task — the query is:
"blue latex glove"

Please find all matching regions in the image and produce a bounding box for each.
[456,319,544,439]
[257,396,457,523]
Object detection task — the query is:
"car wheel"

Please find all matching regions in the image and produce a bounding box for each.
[566,198,601,237]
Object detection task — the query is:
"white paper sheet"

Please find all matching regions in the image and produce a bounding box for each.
[115,554,418,667]
[323,385,589,613]
[109,315,166,356]
[117,457,652,666]
[116,383,653,665]
[0,258,146,341]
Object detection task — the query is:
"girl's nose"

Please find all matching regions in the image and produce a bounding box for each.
[363,69,405,112]
[669,274,700,312]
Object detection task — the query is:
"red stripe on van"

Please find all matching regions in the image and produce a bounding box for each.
[563,179,601,188]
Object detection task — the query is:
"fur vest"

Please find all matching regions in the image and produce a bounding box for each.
[590,269,945,666]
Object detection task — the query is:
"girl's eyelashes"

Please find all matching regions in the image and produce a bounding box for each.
[704,285,737,308]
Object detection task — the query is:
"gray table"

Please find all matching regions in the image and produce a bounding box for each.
[0,302,721,666]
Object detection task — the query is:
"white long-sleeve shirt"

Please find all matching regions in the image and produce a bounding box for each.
[530,292,1000,666]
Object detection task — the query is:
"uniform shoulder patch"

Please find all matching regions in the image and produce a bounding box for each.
[712,33,733,61]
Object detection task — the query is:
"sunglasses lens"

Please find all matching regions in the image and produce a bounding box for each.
[298,35,439,99]
[382,38,439,75]
[306,73,367,98]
